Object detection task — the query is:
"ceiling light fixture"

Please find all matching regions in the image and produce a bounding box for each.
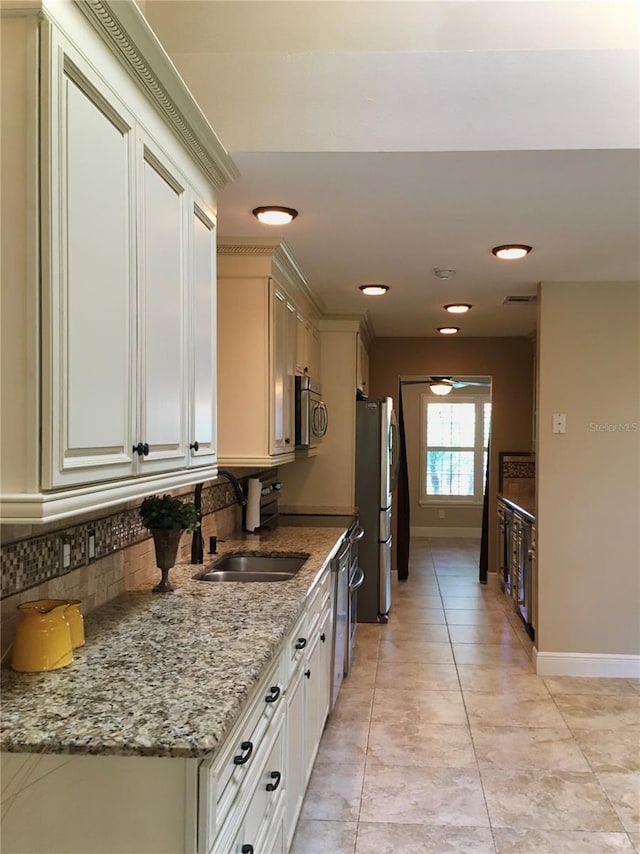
[492,244,532,260]
[359,284,390,296]
[252,206,298,225]
[434,267,456,279]
[430,382,453,396]
[437,326,460,335]
[444,304,472,314]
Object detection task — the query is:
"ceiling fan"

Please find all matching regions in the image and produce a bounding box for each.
[429,376,491,396]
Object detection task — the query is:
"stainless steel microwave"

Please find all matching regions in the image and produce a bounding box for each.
[295,375,328,448]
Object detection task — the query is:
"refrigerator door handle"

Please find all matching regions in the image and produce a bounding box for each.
[389,409,400,493]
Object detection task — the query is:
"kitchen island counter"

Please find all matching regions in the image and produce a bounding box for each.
[0,526,344,760]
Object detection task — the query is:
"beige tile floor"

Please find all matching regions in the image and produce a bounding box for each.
[291,538,640,854]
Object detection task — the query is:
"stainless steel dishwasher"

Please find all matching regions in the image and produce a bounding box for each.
[329,534,350,711]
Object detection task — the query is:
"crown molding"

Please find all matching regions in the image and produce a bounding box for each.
[72,0,239,190]
[218,237,325,317]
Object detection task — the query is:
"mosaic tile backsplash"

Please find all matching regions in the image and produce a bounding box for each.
[0,477,257,600]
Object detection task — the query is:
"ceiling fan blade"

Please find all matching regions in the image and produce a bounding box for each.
[451,380,491,388]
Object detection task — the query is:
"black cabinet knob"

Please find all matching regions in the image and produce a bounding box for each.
[241,847,254,854]
[320,633,326,643]
[266,770,282,792]
[304,669,311,679]
[295,638,307,650]
[265,685,281,703]
[233,741,253,765]
[285,437,291,444]
[189,441,199,452]
[133,442,149,456]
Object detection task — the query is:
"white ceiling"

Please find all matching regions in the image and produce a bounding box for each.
[143,0,640,338]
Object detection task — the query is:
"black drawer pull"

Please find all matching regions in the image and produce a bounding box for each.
[265,685,281,703]
[304,669,311,679]
[233,741,253,765]
[266,770,282,792]
[133,442,149,456]
[241,846,254,854]
[295,637,307,650]
[320,633,326,643]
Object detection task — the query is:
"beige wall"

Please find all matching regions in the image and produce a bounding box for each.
[537,281,640,656]
[369,337,535,571]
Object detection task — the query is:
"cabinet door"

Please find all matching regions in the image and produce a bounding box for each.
[270,286,288,454]
[188,200,217,467]
[284,664,305,849]
[137,139,188,473]
[285,301,297,443]
[304,618,330,785]
[46,52,136,488]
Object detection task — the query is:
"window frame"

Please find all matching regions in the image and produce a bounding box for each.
[419,392,491,507]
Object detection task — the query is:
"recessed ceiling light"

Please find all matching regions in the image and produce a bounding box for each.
[437,326,460,335]
[492,244,532,260]
[252,206,298,225]
[359,284,390,296]
[444,304,472,314]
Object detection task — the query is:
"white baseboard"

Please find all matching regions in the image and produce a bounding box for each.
[410,526,481,539]
[533,649,640,678]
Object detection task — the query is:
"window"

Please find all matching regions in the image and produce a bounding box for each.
[420,394,491,504]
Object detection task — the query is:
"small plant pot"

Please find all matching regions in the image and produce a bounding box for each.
[150,529,183,592]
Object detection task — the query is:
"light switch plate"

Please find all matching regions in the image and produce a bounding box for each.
[552,413,567,434]
[62,541,71,570]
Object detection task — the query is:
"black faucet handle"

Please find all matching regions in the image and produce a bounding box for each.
[209,536,225,554]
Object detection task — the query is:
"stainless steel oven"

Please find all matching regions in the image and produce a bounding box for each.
[330,534,350,711]
[346,522,365,674]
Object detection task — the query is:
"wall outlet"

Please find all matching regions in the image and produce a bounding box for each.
[552,412,567,434]
[87,529,96,563]
[438,509,445,519]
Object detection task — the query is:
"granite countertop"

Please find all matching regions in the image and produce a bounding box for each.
[0,526,345,760]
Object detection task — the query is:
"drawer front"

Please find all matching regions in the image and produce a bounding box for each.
[287,610,308,677]
[199,654,285,851]
[243,725,284,844]
[306,567,331,632]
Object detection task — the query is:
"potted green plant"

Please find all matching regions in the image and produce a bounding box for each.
[139,494,200,592]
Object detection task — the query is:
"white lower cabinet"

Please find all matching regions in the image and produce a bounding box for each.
[0,569,334,854]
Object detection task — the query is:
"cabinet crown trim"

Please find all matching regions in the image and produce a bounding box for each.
[71,0,238,190]
[218,238,325,317]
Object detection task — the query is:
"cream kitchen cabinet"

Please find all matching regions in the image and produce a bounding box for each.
[284,566,332,849]
[217,240,322,468]
[1,551,338,854]
[296,312,321,379]
[0,0,236,523]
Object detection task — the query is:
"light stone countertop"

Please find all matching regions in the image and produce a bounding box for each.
[0,526,345,760]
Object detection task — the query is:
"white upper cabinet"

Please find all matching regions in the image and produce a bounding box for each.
[44,52,136,488]
[188,202,217,468]
[137,139,188,473]
[217,239,322,469]
[0,0,237,523]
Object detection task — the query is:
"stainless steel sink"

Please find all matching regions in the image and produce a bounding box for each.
[194,552,309,582]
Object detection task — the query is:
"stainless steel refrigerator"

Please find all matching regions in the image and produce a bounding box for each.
[355,396,398,622]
